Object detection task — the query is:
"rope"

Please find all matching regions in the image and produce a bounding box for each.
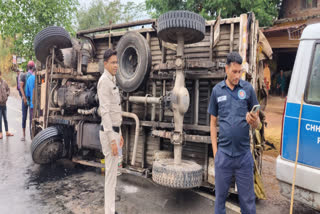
[289,94,304,214]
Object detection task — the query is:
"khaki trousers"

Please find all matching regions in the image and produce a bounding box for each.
[100,131,120,214]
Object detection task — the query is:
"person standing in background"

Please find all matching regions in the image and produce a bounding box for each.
[20,61,35,141]
[277,70,286,98]
[16,68,22,97]
[0,71,14,139]
[25,72,35,137]
[263,62,271,96]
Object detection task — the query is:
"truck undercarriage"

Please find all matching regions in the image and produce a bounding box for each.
[31,11,271,196]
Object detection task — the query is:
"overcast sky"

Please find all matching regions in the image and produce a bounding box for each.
[78,0,150,20]
[79,0,146,9]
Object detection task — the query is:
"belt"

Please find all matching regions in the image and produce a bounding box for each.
[100,125,120,133]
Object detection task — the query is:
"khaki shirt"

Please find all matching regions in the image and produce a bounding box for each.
[97,69,122,143]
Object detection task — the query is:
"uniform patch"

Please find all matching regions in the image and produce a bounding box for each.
[217,95,227,103]
[238,89,246,100]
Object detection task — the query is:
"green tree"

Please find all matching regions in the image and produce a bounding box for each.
[146,0,281,26]
[0,0,79,59]
[76,0,146,31]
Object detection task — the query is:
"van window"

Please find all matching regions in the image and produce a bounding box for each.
[306,44,320,104]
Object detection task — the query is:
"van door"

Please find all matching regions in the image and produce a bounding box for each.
[282,42,320,168]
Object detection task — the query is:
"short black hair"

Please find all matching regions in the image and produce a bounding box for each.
[226,52,243,65]
[104,49,117,62]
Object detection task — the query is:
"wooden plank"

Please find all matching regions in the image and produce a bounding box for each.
[213,45,232,52]
[230,23,234,52]
[252,20,259,90]
[161,42,167,63]
[216,39,239,46]
[213,16,221,48]
[151,45,160,50]
[210,23,213,61]
[146,32,151,48]
[184,42,211,48]
[151,40,160,46]
[151,50,174,56]
[239,14,248,63]
[206,16,241,26]
[40,83,46,110]
[212,51,229,57]
[162,41,177,51]
[266,34,299,49]
[152,47,211,57]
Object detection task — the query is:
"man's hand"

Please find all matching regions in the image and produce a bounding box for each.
[120,136,124,148]
[23,97,27,105]
[246,111,259,128]
[110,140,118,156]
[214,149,217,158]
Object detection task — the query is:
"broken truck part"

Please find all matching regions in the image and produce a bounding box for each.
[31,11,271,195]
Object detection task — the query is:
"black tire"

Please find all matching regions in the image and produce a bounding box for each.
[157,10,206,44]
[31,126,64,164]
[34,26,72,64]
[152,159,203,189]
[116,32,151,93]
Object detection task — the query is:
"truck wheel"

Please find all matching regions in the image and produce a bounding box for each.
[157,10,206,44]
[152,159,203,189]
[31,126,64,164]
[34,26,72,64]
[116,31,151,93]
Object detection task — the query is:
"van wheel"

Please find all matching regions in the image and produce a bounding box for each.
[34,26,72,64]
[152,159,203,189]
[116,32,151,93]
[31,126,64,164]
[157,10,206,44]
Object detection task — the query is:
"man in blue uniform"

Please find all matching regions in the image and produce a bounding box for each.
[208,52,260,214]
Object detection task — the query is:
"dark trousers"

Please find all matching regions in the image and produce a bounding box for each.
[0,105,9,133]
[214,149,256,214]
[22,100,28,129]
[29,108,33,137]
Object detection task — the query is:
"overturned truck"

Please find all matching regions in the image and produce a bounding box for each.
[31,11,272,193]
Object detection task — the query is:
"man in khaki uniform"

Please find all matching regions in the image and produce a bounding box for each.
[98,49,123,214]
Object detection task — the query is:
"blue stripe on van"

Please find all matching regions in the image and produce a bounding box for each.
[285,102,320,121]
[282,102,320,169]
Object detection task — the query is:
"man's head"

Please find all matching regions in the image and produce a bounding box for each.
[225,52,243,87]
[280,70,284,76]
[103,49,118,76]
[27,60,35,70]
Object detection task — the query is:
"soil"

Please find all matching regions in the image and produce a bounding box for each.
[263,95,286,157]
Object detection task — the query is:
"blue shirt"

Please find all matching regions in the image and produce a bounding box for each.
[207,79,259,157]
[25,74,35,109]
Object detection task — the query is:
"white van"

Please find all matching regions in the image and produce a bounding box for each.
[276,23,320,210]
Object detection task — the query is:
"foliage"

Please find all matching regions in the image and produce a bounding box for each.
[76,0,147,31]
[0,0,79,59]
[0,37,16,86]
[145,0,281,26]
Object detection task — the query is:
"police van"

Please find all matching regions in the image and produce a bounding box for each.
[276,23,320,210]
